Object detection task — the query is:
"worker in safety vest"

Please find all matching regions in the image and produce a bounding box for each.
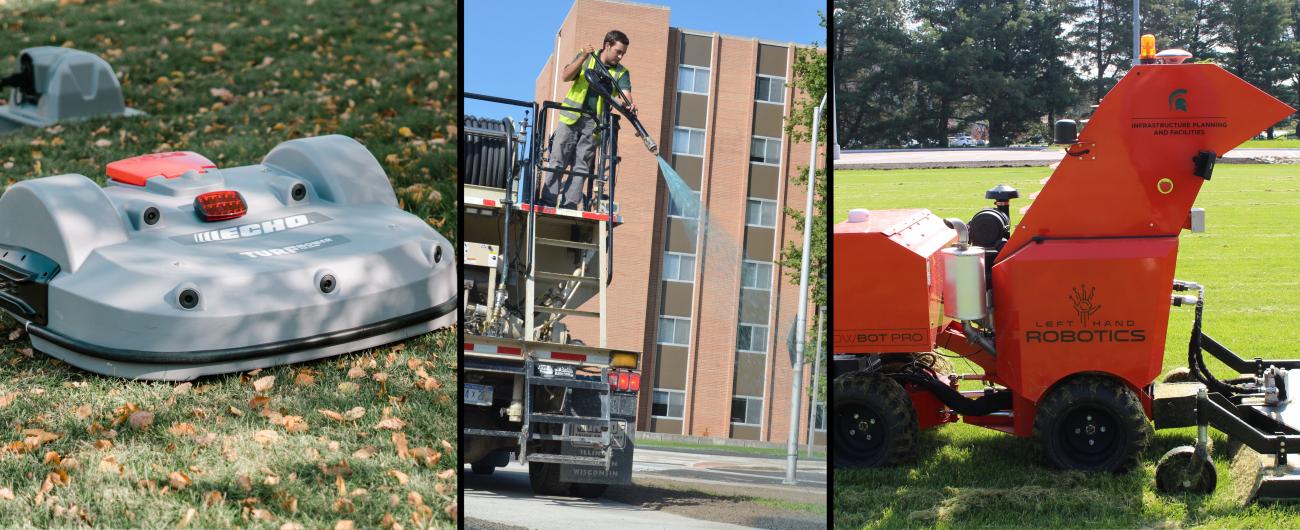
[540,30,637,210]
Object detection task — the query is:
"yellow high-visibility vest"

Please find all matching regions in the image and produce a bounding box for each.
[558,54,627,125]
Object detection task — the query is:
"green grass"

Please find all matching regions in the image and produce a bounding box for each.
[1238,138,1300,148]
[835,165,1300,528]
[751,496,828,515]
[0,0,458,527]
[637,438,826,460]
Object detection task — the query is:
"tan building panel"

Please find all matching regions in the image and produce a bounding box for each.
[651,418,683,434]
[733,351,766,396]
[748,164,779,199]
[814,431,826,446]
[666,218,699,253]
[680,33,712,67]
[731,424,761,441]
[660,281,694,318]
[757,44,788,76]
[676,93,708,129]
[654,345,688,389]
[744,226,775,261]
[752,102,784,138]
[671,155,703,189]
[738,289,771,325]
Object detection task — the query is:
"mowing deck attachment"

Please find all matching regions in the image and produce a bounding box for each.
[0,135,456,380]
[1156,282,1300,501]
[0,47,144,134]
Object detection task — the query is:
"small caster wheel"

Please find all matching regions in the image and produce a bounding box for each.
[1156,445,1217,495]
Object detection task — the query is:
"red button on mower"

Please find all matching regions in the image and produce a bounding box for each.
[193,190,247,222]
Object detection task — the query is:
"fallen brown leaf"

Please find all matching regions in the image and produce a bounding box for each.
[0,487,12,500]
[282,416,308,434]
[374,417,405,431]
[169,423,197,436]
[128,410,154,429]
[253,430,280,446]
[387,469,409,485]
[319,409,345,422]
[252,376,276,393]
[169,471,191,490]
[393,433,408,458]
[343,407,365,421]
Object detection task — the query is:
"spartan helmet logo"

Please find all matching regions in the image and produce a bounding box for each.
[1069,284,1102,325]
[1169,89,1189,112]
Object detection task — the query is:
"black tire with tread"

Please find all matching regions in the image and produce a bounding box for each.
[1155,445,1217,495]
[833,371,918,468]
[568,482,609,498]
[528,461,568,495]
[1033,375,1152,472]
[470,462,496,475]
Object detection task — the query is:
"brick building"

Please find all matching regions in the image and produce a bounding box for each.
[533,0,824,445]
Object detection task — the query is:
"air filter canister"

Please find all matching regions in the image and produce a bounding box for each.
[941,245,988,320]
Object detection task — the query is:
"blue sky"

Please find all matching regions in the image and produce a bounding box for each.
[464,0,826,119]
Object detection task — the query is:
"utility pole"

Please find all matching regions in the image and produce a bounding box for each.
[784,94,826,485]
[1132,0,1141,65]
[806,305,825,458]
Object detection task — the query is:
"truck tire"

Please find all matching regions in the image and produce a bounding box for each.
[470,462,496,475]
[833,372,916,468]
[1033,375,1151,472]
[568,482,608,498]
[528,462,568,495]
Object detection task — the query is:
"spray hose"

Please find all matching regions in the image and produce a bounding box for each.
[582,57,657,154]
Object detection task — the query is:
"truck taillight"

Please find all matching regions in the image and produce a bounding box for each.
[607,370,640,392]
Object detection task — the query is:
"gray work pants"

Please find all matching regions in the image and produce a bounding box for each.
[541,116,598,209]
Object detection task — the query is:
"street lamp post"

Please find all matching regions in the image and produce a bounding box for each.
[784,93,826,485]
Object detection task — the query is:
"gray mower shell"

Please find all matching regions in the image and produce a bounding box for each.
[0,47,144,134]
[0,135,456,380]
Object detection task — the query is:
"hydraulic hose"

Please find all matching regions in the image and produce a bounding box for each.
[1182,281,1255,396]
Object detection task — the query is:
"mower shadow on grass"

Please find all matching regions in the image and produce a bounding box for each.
[835,427,1154,528]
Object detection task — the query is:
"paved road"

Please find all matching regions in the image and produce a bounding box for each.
[632,447,826,491]
[834,147,1300,169]
[464,447,827,529]
[464,462,755,530]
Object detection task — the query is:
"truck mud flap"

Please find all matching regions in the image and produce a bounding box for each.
[561,393,637,485]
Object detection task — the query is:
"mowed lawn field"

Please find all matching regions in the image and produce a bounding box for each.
[0,0,458,527]
[835,165,1300,528]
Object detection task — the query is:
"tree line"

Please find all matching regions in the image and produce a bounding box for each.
[835,0,1300,148]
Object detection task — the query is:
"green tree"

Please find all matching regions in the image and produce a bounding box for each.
[834,0,919,148]
[1068,0,1133,103]
[1215,0,1293,137]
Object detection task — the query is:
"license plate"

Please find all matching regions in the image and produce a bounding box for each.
[463,383,493,406]
[537,363,575,378]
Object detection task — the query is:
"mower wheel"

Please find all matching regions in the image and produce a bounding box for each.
[1034,375,1152,472]
[1155,446,1217,495]
[833,372,917,468]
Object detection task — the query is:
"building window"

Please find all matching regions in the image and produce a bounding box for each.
[751,136,781,165]
[677,65,710,95]
[667,189,701,219]
[755,75,785,104]
[663,252,696,283]
[814,401,826,431]
[737,323,769,353]
[731,395,762,425]
[741,261,773,290]
[653,389,686,419]
[674,127,706,157]
[658,316,691,346]
[746,198,778,228]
